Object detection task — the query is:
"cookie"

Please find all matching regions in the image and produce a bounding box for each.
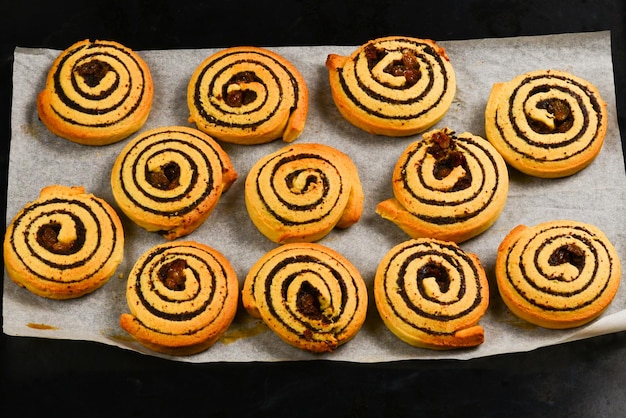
[111,126,237,240]
[120,241,239,355]
[37,39,153,146]
[3,185,124,299]
[326,36,456,136]
[484,69,608,178]
[495,220,621,329]
[374,238,489,349]
[245,143,363,243]
[377,127,509,243]
[187,46,308,145]
[242,242,367,353]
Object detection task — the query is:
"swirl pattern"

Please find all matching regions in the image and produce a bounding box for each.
[245,143,363,244]
[495,220,621,329]
[326,36,456,136]
[377,128,509,243]
[375,238,489,349]
[111,126,237,240]
[120,241,239,355]
[485,69,608,178]
[3,185,124,299]
[242,243,367,353]
[187,46,309,145]
[37,39,153,146]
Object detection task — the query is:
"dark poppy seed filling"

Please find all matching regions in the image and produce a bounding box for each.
[418,262,451,294]
[76,59,112,88]
[147,161,181,191]
[527,98,574,134]
[36,220,85,255]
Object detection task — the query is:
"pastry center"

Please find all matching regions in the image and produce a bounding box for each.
[159,259,187,291]
[527,98,573,134]
[365,45,421,86]
[224,71,259,107]
[418,262,451,294]
[427,129,471,190]
[548,244,585,272]
[76,59,113,88]
[36,222,83,255]
[286,169,323,194]
[147,162,181,190]
[296,281,330,324]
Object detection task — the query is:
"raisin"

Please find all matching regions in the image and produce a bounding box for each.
[76,60,112,87]
[159,259,187,291]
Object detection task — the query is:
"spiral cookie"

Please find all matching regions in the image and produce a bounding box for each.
[326,36,456,136]
[120,241,238,355]
[495,220,621,329]
[111,126,237,240]
[374,238,489,349]
[377,127,509,243]
[37,39,153,146]
[187,46,309,145]
[3,185,124,299]
[485,69,608,178]
[245,143,363,244]
[242,243,367,353]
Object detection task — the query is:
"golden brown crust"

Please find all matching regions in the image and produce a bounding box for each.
[376,127,509,243]
[244,143,363,244]
[3,185,124,299]
[187,46,309,145]
[495,220,621,329]
[110,126,237,240]
[242,242,367,353]
[326,36,456,136]
[374,238,489,349]
[37,39,153,146]
[120,241,239,355]
[484,69,608,178]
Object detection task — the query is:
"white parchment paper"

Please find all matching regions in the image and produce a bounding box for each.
[4,31,626,362]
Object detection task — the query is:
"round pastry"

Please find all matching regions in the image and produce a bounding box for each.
[376,127,509,243]
[111,126,237,240]
[3,185,124,299]
[242,242,367,353]
[187,46,309,145]
[484,69,608,178]
[244,143,363,244]
[326,36,456,136]
[120,240,239,355]
[495,220,621,329]
[37,39,153,146]
[374,238,489,349]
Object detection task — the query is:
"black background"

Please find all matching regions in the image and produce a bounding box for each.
[2,1,626,416]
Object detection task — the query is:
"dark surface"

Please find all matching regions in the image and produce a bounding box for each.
[1,1,626,417]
